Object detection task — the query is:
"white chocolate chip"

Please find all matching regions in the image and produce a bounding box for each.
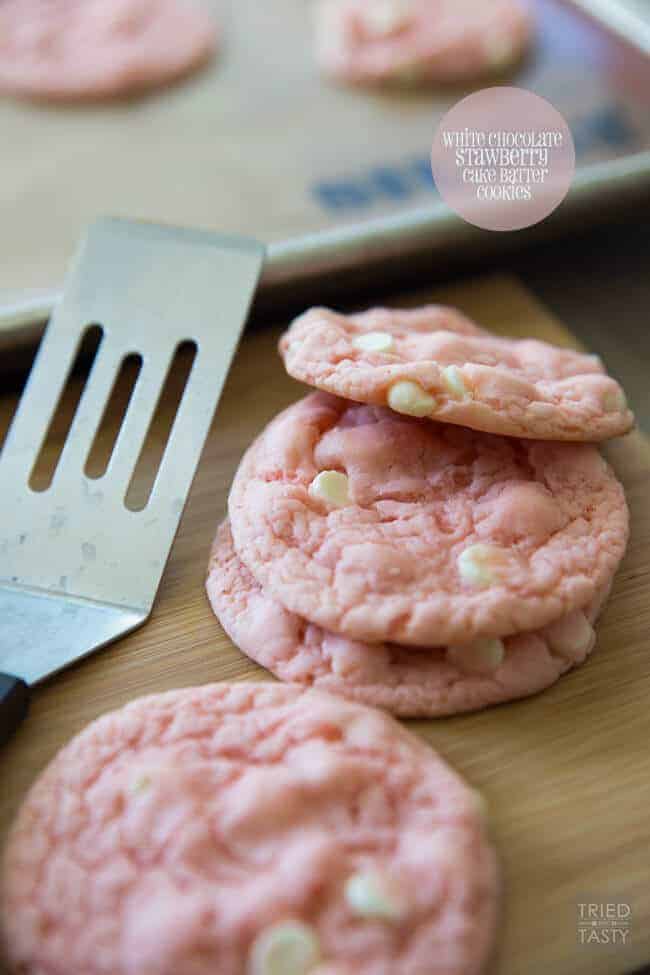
[249,921,321,975]
[484,34,515,69]
[353,331,395,354]
[345,870,406,922]
[387,380,437,417]
[362,0,413,37]
[393,62,424,85]
[469,789,489,821]
[446,638,505,675]
[130,774,151,794]
[545,611,595,658]
[309,471,350,508]
[457,544,504,588]
[442,365,470,400]
[602,386,627,413]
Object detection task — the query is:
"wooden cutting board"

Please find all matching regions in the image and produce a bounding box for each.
[1,274,649,975]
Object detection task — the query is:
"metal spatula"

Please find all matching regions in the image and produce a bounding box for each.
[0,219,265,745]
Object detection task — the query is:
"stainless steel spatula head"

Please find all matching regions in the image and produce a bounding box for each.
[0,219,265,742]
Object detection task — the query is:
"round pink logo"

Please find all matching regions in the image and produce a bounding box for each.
[431,87,575,232]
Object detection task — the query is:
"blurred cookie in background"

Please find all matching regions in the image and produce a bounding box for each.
[314,0,533,87]
[0,0,218,101]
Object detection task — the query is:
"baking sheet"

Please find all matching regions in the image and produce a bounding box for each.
[0,0,649,310]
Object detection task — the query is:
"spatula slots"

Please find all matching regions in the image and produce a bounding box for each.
[0,218,265,745]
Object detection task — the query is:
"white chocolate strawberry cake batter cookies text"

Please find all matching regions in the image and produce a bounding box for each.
[2,683,499,975]
[228,392,628,647]
[315,0,533,86]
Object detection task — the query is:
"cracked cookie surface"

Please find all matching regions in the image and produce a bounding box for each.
[208,521,610,717]
[279,305,634,442]
[228,393,628,646]
[2,683,497,975]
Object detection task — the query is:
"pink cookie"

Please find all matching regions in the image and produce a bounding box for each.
[315,0,532,86]
[228,393,628,647]
[279,305,634,442]
[0,0,217,101]
[2,683,498,975]
[207,522,610,718]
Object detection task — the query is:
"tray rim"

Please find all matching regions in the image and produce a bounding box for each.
[0,149,648,358]
[567,0,650,55]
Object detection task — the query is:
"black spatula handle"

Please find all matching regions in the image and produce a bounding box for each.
[0,674,30,746]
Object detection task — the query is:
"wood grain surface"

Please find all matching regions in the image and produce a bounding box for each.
[1,275,649,974]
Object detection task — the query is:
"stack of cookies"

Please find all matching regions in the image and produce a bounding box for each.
[207,303,633,718]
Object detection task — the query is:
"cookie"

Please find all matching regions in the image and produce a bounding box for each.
[228,393,628,647]
[207,521,610,718]
[0,0,216,101]
[279,305,634,442]
[315,0,532,86]
[2,683,498,975]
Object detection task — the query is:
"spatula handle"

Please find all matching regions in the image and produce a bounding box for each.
[0,674,30,747]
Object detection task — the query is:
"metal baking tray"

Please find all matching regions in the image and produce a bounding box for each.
[1,0,649,359]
